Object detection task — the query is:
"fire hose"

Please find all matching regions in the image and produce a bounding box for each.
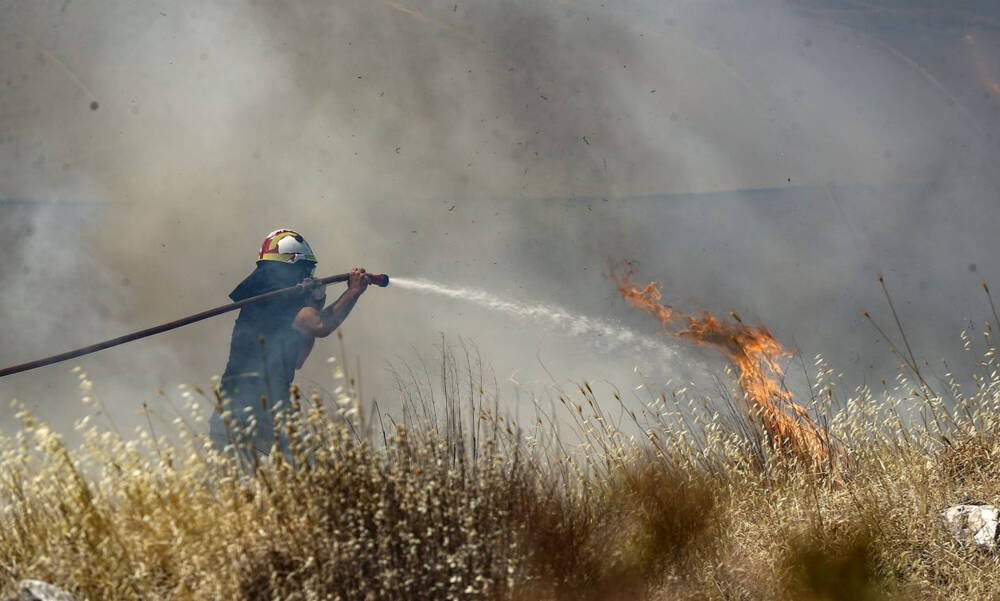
[0,271,390,379]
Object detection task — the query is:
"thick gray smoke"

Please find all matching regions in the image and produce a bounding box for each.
[1,0,998,437]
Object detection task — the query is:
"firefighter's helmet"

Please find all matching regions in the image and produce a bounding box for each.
[258,229,317,264]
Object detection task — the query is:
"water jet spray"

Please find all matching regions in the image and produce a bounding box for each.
[392,277,675,359]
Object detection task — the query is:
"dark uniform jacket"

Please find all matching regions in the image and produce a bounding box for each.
[211,262,315,451]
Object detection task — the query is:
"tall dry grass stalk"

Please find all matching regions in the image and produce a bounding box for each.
[2,328,1000,600]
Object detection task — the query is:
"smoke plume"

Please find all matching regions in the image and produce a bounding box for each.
[1,0,998,436]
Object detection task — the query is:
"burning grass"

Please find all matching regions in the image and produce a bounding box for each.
[2,323,1000,599]
[612,262,833,471]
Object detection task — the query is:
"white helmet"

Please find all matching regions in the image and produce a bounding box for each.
[257,229,317,264]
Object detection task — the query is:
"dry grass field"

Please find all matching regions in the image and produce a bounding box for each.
[1,328,1000,601]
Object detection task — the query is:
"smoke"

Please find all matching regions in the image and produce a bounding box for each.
[1,0,999,437]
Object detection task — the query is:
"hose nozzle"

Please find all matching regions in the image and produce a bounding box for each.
[369,273,390,287]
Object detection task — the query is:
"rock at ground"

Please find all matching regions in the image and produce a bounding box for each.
[941,504,1000,550]
[13,580,77,601]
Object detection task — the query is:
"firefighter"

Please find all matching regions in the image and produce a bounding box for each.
[209,229,369,453]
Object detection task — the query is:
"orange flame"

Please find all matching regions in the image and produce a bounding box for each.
[613,264,833,469]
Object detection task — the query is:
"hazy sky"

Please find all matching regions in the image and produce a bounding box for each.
[1,0,998,437]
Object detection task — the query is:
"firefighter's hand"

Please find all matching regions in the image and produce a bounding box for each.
[348,267,370,295]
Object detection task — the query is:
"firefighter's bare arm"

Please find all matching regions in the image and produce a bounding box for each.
[292,267,369,339]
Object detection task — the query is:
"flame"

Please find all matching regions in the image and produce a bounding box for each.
[613,264,833,469]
